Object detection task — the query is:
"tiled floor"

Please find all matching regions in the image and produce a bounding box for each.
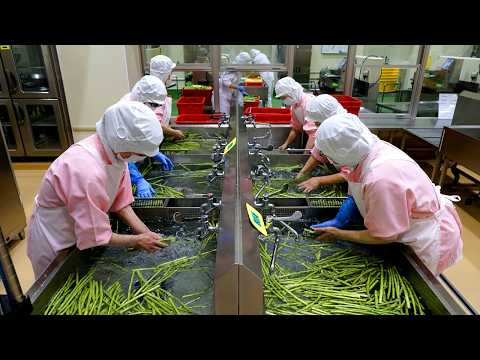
[2,161,480,313]
[0,162,49,295]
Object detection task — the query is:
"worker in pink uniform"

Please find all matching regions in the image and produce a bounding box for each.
[27,102,169,279]
[296,95,349,192]
[119,75,174,198]
[311,113,463,276]
[274,77,316,151]
[149,55,184,140]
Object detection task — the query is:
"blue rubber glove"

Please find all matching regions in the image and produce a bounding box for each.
[153,152,174,171]
[128,162,156,198]
[237,85,248,96]
[311,195,362,230]
[136,178,156,198]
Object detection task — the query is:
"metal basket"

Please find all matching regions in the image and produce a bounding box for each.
[306,197,347,208]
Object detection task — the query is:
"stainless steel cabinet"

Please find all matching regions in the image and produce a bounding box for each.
[13,99,68,156]
[0,45,58,99]
[0,45,72,158]
[0,123,26,244]
[0,65,9,98]
[0,99,24,156]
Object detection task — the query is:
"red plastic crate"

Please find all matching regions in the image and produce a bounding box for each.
[244,79,264,87]
[243,99,260,114]
[245,107,291,124]
[182,88,213,106]
[243,99,260,107]
[175,114,223,124]
[176,96,206,114]
[331,95,362,115]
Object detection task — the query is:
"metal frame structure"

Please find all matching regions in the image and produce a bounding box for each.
[139,45,295,113]
[139,45,446,123]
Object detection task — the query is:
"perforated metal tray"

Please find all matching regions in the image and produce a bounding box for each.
[306,197,347,208]
[131,198,168,208]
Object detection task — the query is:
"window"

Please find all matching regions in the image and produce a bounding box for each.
[417,45,480,117]
[354,45,420,114]
[292,45,348,94]
[220,45,286,65]
[142,45,212,73]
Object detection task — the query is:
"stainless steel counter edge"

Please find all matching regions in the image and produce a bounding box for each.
[214,113,239,314]
[236,106,265,314]
[172,115,474,130]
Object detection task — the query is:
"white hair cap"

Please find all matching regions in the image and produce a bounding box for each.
[130,75,167,105]
[233,52,251,65]
[249,49,261,59]
[150,55,176,82]
[96,101,163,158]
[315,113,378,168]
[305,94,347,123]
[274,76,304,102]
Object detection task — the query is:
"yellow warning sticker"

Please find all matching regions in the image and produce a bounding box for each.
[246,202,268,236]
[0,45,11,50]
[223,137,237,155]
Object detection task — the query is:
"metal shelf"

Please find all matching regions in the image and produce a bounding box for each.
[30,123,59,127]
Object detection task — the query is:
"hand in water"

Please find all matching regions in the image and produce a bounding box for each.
[134,232,168,252]
[298,177,322,193]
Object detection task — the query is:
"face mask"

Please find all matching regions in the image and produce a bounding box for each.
[118,154,147,163]
[283,97,294,107]
[163,74,173,87]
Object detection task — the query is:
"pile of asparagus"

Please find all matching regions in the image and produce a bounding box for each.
[184,85,212,90]
[160,131,205,152]
[253,179,346,199]
[152,163,215,179]
[252,164,347,199]
[44,233,216,315]
[133,159,185,198]
[260,233,426,315]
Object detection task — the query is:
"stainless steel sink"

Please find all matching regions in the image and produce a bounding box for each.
[249,153,310,167]
[246,124,302,149]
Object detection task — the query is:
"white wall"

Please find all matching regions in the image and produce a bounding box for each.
[125,45,143,89]
[310,45,346,72]
[56,45,139,131]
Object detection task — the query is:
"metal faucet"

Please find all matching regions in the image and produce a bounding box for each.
[211,137,227,164]
[207,163,225,183]
[251,164,272,178]
[253,172,271,206]
[269,226,282,275]
[242,113,256,126]
[211,151,225,164]
[266,211,303,239]
[248,143,273,157]
[255,193,276,217]
[266,211,304,274]
[212,136,227,153]
[205,192,222,209]
[248,124,272,149]
[197,214,218,239]
[197,194,221,239]
[217,113,230,127]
